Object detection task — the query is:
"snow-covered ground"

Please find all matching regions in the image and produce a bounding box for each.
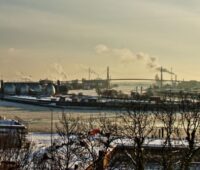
[28,133,59,146]
[28,132,198,149]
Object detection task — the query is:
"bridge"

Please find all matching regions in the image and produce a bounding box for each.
[73,66,180,83]
[109,78,177,82]
[67,78,179,82]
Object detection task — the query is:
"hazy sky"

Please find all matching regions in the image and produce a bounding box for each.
[0,0,200,81]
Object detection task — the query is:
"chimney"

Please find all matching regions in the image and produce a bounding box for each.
[1,80,4,94]
[171,67,173,84]
[175,75,177,86]
[56,80,60,94]
[106,66,110,89]
[57,80,61,86]
[88,68,90,80]
[160,67,163,88]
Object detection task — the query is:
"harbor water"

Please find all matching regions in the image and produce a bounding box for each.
[69,81,152,96]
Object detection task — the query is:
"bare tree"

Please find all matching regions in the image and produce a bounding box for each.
[54,112,84,170]
[179,101,200,170]
[79,114,104,170]
[31,111,85,170]
[69,113,121,170]
[118,108,156,170]
[155,100,181,170]
[98,113,121,149]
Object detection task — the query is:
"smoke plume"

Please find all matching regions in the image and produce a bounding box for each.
[48,63,67,81]
[16,71,33,81]
[156,67,175,75]
[95,44,174,75]
[95,44,109,54]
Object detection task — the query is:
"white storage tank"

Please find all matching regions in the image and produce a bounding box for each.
[20,84,29,95]
[46,84,56,96]
[30,84,42,94]
[4,83,16,95]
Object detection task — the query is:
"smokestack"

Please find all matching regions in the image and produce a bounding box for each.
[171,67,173,84]
[88,68,91,80]
[175,75,177,86]
[107,66,109,80]
[107,66,110,89]
[1,80,3,94]
[160,67,163,88]
[57,80,61,86]
[56,80,60,94]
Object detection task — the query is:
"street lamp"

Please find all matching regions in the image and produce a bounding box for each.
[50,108,53,170]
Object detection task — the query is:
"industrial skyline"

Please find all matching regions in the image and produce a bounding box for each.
[0,0,200,80]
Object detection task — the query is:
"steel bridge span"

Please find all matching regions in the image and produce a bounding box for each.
[109,78,172,82]
[67,78,179,82]
[109,78,180,82]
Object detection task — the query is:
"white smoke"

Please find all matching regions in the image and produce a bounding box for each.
[16,71,33,81]
[95,44,174,75]
[48,63,67,81]
[74,64,100,79]
[8,48,16,53]
[95,44,109,54]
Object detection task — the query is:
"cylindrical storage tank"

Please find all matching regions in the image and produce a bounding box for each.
[32,84,42,93]
[4,83,16,95]
[46,84,56,96]
[20,84,29,95]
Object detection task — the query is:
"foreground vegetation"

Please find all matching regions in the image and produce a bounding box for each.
[1,96,200,169]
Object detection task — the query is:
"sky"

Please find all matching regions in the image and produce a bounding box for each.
[0,0,200,81]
